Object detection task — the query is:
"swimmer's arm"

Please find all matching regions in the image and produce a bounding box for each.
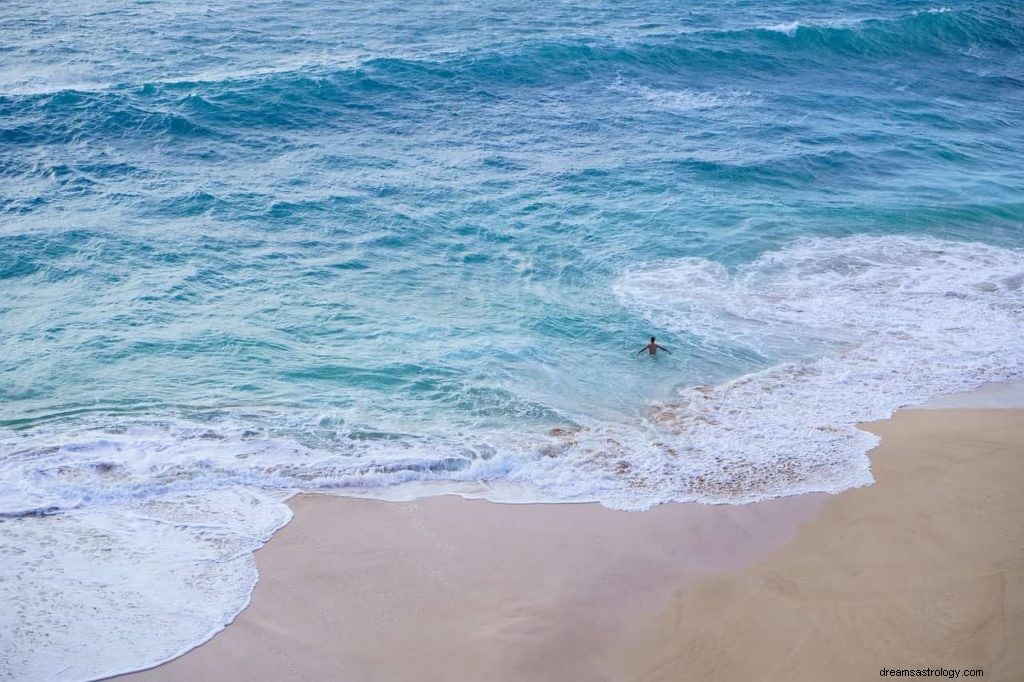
[656,344,672,354]
[636,347,647,356]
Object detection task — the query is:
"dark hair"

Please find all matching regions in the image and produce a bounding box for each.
[650,336,656,342]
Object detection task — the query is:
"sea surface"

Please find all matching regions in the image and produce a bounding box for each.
[2,0,1023,678]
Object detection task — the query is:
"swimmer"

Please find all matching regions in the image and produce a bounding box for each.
[636,336,672,357]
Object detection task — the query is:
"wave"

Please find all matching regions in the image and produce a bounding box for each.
[4,234,1022,517]
[3,6,1018,145]
[715,6,1022,54]
[611,234,1024,501]
[0,487,292,682]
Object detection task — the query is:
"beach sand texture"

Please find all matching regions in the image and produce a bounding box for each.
[121,407,1024,682]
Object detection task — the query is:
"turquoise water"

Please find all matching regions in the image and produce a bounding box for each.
[2,1,1024,678]
[3,1,1022,434]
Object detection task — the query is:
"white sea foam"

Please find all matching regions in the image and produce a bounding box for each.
[634,86,751,112]
[0,420,536,679]
[764,21,801,35]
[0,66,112,97]
[749,13,892,35]
[0,52,367,97]
[0,488,291,681]
[608,234,1024,507]
[606,79,758,114]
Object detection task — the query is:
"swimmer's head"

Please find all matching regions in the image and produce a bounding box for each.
[650,336,656,342]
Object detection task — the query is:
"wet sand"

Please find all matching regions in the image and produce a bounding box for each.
[120,407,1024,682]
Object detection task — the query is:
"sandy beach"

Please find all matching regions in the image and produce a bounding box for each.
[120,405,1024,682]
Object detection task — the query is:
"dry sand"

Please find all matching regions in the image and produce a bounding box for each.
[120,407,1024,682]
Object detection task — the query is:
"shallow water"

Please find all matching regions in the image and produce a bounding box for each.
[2,1,1023,679]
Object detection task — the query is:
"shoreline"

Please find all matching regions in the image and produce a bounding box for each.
[118,402,1024,681]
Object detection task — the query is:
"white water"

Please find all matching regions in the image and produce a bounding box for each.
[0,489,291,681]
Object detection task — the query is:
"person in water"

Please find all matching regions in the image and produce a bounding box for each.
[637,336,672,357]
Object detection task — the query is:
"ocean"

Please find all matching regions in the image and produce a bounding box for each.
[2,0,1023,678]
